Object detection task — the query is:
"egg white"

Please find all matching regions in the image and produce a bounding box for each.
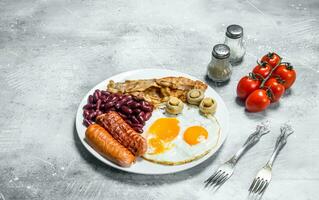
[142,104,220,165]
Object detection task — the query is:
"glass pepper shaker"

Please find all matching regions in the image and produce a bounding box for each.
[207,44,232,83]
[224,24,245,65]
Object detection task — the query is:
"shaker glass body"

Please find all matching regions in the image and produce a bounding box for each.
[224,36,245,65]
[207,55,232,82]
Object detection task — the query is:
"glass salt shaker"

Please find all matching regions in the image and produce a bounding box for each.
[224,24,245,65]
[207,44,232,83]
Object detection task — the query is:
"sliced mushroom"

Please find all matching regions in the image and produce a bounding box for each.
[199,97,217,115]
[165,97,184,115]
[187,89,205,105]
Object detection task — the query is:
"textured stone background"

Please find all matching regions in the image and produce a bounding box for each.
[0,0,318,199]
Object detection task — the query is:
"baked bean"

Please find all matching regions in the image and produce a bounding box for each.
[83,104,95,110]
[99,96,105,102]
[93,111,100,119]
[133,123,143,129]
[93,93,99,102]
[104,95,112,102]
[141,102,152,112]
[88,95,94,104]
[88,109,95,114]
[96,99,102,110]
[101,91,110,96]
[115,98,129,109]
[104,101,115,108]
[121,106,133,114]
[109,94,119,101]
[138,111,145,119]
[123,96,132,103]
[126,95,133,101]
[133,108,142,114]
[144,112,152,121]
[83,110,90,118]
[100,103,105,109]
[130,115,139,124]
[102,98,109,103]
[111,96,119,102]
[137,115,145,125]
[143,105,152,112]
[131,102,140,108]
[126,100,134,107]
[96,110,103,117]
[114,102,121,110]
[88,112,95,120]
[83,119,91,127]
[95,89,101,98]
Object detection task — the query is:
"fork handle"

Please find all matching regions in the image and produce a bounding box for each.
[267,142,283,167]
[230,122,270,164]
[267,124,293,167]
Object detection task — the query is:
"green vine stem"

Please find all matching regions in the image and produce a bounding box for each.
[264,86,274,101]
[259,58,283,88]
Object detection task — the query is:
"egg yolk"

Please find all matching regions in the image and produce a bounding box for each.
[148,137,165,154]
[148,118,180,142]
[147,118,180,155]
[183,126,208,145]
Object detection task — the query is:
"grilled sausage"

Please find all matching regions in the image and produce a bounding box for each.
[96,111,147,156]
[85,124,136,167]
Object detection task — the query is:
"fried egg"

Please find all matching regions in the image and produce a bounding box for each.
[142,104,220,165]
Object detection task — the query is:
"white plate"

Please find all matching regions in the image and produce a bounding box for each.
[76,69,229,175]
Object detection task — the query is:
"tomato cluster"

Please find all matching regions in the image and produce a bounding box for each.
[237,52,296,112]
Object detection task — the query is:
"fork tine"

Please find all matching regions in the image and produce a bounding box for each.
[210,171,225,186]
[255,180,265,194]
[254,182,268,200]
[255,185,267,200]
[259,181,269,194]
[204,170,219,183]
[215,173,229,187]
[212,171,226,186]
[251,178,261,193]
[249,178,257,192]
[204,170,221,187]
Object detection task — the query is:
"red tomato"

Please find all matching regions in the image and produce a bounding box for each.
[252,62,272,79]
[273,63,296,89]
[264,78,285,102]
[245,89,271,112]
[261,52,281,68]
[237,74,261,100]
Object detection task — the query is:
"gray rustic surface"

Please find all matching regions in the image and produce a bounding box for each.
[0,0,318,199]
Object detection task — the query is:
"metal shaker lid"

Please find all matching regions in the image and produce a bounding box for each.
[212,44,230,59]
[226,24,243,39]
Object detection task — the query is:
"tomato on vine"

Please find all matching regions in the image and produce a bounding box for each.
[264,78,285,102]
[252,61,272,79]
[245,89,271,112]
[237,73,261,100]
[261,52,281,68]
[273,63,296,89]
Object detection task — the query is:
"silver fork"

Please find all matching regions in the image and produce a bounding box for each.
[204,121,270,189]
[248,123,294,199]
